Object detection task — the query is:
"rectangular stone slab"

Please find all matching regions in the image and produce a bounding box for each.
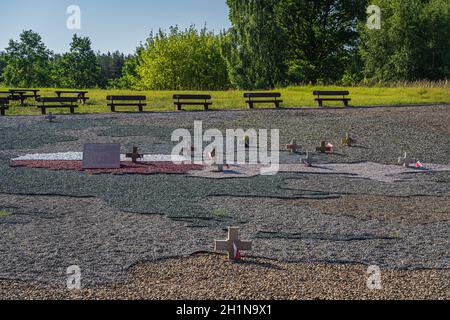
[82,143,121,169]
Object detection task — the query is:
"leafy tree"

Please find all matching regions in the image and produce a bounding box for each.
[223,0,287,89]
[54,34,101,88]
[2,30,53,87]
[97,51,127,88]
[137,26,229,90]
[116,46,144,89]
[420,0,450,80]
[0,52,6,84]
[360,0,450,82]
[275,0,367,84]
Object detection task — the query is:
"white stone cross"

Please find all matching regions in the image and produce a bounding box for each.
[215,227,252,261]
[398,152,417,167]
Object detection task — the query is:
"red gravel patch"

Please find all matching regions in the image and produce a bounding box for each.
[11,160,203,175]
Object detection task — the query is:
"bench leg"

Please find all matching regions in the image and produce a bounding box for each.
[70,107,75,114]
[248,102,254,109]
[176,104,182,111]
[274,101,281,109]
[41,108,46,115]
[317,100,323,107]
[111,106,116,112]
[0,109,4,116]
[344,100,349,107]
[204,104,208,111]
[139,106,143,112]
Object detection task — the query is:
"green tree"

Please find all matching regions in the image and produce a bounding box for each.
[223,0,287,89]
[360,0,450,82]
[137,26,229,90]
[118,46,145,89]
[54,34,101,88]
[2,30,53,87]
[0,52,6,84]
[420,0,450,80]
[97,51,127,88]
[275,0,367,84]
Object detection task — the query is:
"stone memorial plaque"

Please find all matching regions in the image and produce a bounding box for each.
[82,143,121,169]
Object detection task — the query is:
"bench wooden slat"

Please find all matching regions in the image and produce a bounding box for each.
[55,91,89,94]
[38,105,79,108]
[313,91,350,96]
[108,103,147,107]
[107,96,146,101]
[244,92,281,98]
[38,97,78,103]
[245,99,284,104]
[315,98,351,101]
[173,102,212,106]
[173,94,212,100]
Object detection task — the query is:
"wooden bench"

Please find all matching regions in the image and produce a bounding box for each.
[36,97,78,114]
[313,91,351,107]
[107,96,147,112]
[244,92,283,109]
[55,91,89,104]
[9,89,40,106]
[0,97,9,116]
[173,94,212,111]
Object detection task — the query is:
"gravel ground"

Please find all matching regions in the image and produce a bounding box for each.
[0,105,448,298]
[0,253,449,300]
[291,195,450,225]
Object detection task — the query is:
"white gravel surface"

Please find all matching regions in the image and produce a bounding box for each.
[188,161,450,183]
[12,152,190,162]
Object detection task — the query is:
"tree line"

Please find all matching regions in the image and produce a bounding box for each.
[0,0,448,90]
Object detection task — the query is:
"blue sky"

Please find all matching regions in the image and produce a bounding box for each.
[0,0,231,54]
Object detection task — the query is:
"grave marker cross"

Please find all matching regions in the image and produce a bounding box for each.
[398,152,417,167]
[126,147,143,163]
[286,139,300,153]
[215,227,252,261]
[316,141,333,153]
[45,113,56,123]
[341,133,357,147]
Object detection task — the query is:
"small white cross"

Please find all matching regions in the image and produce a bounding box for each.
[215,227,252,261]
[398,152,417,167]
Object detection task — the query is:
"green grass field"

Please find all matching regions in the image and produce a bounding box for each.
[1,85,449,115]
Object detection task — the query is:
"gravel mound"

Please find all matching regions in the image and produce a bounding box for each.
[0,253,448,300]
